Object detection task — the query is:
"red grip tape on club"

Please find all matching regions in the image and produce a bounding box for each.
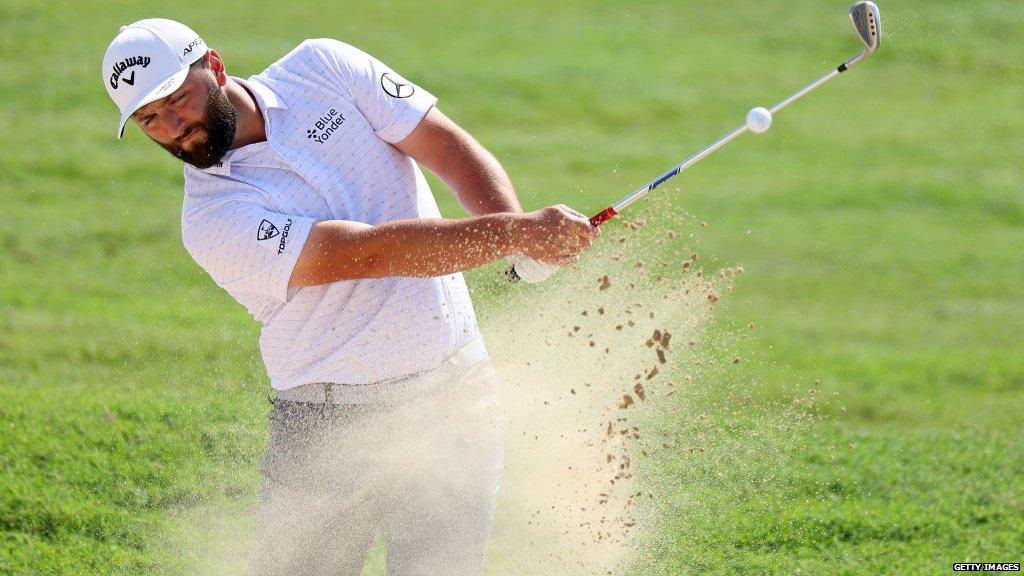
[589,206,618,227]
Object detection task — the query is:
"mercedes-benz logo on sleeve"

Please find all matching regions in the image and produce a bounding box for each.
[381,72,415,98]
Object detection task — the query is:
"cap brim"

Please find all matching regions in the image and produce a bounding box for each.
[116,65,191,139]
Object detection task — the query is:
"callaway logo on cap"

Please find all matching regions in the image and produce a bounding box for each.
[101,18,207,139]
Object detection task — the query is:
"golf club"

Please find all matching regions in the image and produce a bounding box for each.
[508,1,881,283]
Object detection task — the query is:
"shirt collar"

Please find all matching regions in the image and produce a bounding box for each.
[236,75,287,111]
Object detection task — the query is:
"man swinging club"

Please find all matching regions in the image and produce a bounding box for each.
[102,19,598,575]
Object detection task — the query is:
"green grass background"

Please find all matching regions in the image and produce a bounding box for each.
[2,0,1022,574]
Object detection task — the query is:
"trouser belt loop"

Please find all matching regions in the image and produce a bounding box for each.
[324,383,333,403]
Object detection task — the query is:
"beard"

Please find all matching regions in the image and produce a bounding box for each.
[160,78,237,169]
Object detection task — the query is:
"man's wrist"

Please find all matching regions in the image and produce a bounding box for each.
[498,212,521,257]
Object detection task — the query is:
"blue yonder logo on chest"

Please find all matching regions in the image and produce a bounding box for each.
[306,109,345,144]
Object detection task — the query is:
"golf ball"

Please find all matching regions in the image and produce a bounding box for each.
[746,107,772,134]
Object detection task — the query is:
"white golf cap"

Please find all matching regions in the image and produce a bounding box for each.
[102,18,207,138]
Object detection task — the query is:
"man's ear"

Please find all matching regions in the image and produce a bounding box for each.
[205,49,228,86]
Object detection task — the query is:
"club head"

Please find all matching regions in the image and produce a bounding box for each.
[849,1,882,55]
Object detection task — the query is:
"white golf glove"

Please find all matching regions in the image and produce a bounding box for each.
[505,253,560,284]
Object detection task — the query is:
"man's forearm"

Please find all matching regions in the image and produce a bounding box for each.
[439,137,522,216]
[290,213,517,287]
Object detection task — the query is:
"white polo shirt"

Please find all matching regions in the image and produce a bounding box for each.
[180,39,480,390]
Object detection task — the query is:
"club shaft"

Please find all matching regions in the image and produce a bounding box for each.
[604,58,853,217]
[611,124,749,213]
[769,67,841,114]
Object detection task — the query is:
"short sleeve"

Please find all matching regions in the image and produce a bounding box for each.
[305,39,437,143]
[182,201,316,303]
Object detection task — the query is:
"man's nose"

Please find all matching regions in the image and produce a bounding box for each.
[166,111,188,138]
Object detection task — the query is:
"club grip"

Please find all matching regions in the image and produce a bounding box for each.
[507,207,618,283]
[589,206,618,227]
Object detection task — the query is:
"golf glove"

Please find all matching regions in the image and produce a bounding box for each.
[506,253,559,284]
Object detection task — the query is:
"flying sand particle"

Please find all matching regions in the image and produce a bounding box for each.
[633,383,646,401]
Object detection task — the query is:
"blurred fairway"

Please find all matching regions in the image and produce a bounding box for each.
[2,0,1022,574]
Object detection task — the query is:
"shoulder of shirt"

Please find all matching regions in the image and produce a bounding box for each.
[264,38,366,73]
[181,165,254,213]
[251,38,370,106]
[179,173,257,254]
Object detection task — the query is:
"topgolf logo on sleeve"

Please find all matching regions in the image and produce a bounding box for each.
[256,219,293,254]
[257,219,280,241]
[275,219,293,254]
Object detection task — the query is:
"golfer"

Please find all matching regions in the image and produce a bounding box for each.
[102,19,598,576]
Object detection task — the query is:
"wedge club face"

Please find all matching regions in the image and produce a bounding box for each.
[850,1,881,54]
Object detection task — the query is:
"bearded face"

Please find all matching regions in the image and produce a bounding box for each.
[155,73,237,169]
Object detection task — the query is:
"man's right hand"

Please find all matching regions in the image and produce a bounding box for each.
[512,205,601,266]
